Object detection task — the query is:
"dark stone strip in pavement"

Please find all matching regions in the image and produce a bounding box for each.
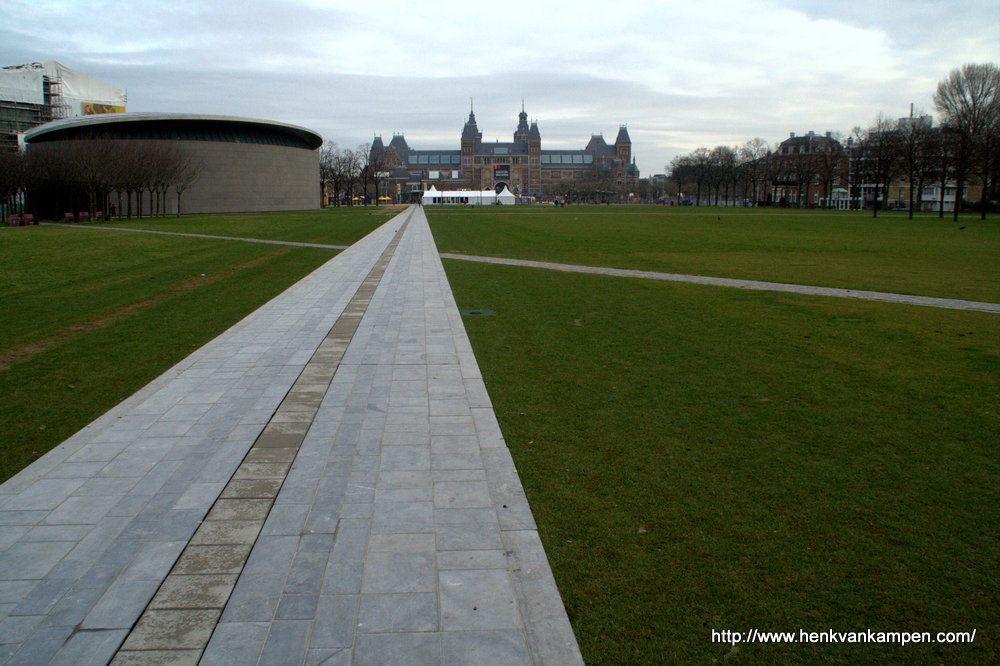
[111,212,412,663]
[440,253,1000,314]
[40,222,350,250]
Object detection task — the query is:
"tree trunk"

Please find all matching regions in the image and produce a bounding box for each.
[981,175,989,221]
[953,144,967,222]
[914,176,925,218]
[908,168,915,219]
[980,141,991,220]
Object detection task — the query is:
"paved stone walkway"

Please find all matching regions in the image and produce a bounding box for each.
[0,207,581,665]
[440,254,1000,314]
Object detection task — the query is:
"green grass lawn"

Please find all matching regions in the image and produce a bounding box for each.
[0,207,393,480]
[442,258,998,664]
[429,206,1000,303]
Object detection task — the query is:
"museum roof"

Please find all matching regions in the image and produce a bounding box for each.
[23,112,323,150]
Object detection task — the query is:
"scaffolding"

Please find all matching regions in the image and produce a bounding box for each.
[0,68,61,151]
[1,62,121,151]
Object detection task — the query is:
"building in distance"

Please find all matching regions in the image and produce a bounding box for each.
[371,104,640,202]
[23,113,322,217]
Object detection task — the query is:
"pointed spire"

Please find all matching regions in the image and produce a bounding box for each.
[515,101,530,143]
[462,102,481,142]
[528,119,541,142]
[615,124,631,145]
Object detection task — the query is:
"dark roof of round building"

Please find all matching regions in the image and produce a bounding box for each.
[24,112,323,150]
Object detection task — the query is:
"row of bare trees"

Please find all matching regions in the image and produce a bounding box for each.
[849,114,958,218]
[845,64,999,221]
[666,63,1000,219]
[541,163,633,203]
[0,150,22,224]
[669,140,794,207]
[318,141,389,206]
[669,146,746,206]
[1,139,201,223]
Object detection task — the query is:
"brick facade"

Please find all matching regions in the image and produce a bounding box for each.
[373,106,639,200]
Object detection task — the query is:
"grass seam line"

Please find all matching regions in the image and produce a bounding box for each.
[439,253,1000,314]
[40,222,350,250]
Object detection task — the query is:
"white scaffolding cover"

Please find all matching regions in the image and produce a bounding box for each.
[0,68,44,104]
[0,61,125,114]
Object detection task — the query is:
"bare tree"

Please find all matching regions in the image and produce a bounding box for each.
[858,115,903,217]
[933,62,1000,220]
[144,143,167,217]
[898,113,938,218]
[814,134,844,209]
[116,143,146,219]
[710,146,738,206]
[792,148,820,207]
[27,141,85,217]
[343,148,362,205]
[689,148,712,205]
[668,155,693,203]
[705,147,723,205]
[172,155,202,216]
[368,143,389,205]
[357,142,375,205]
[739,138,769,205]
[319,141,338,206]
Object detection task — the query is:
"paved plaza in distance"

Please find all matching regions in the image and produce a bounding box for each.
[0,207,582,664]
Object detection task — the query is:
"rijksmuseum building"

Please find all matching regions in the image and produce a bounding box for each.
[371,105,640,199]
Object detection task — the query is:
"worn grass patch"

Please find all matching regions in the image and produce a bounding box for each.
[100,206,396,245]
[442,257,999,664]
[429,206,1000,303]
[0,211,386,480]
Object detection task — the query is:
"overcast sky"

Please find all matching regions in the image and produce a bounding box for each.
[3,0,999,175]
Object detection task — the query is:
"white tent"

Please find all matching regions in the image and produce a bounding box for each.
[422,184,516,205]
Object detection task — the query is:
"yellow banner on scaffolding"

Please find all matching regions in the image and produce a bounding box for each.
[82,103,126,115]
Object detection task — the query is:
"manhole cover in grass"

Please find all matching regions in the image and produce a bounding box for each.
[459,309,495,316]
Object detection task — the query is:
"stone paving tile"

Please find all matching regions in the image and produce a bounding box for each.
[197,621,269,665]
[49,628,129,666]
[439,568,522,631]
[258,618,311,664]
[119,608,221,650]
[310,595,359,648]
[441,629,533,665]
[148,574,239,610]
[352,632,442,665]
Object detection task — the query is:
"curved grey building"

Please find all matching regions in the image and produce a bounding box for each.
[24,113,322,214]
